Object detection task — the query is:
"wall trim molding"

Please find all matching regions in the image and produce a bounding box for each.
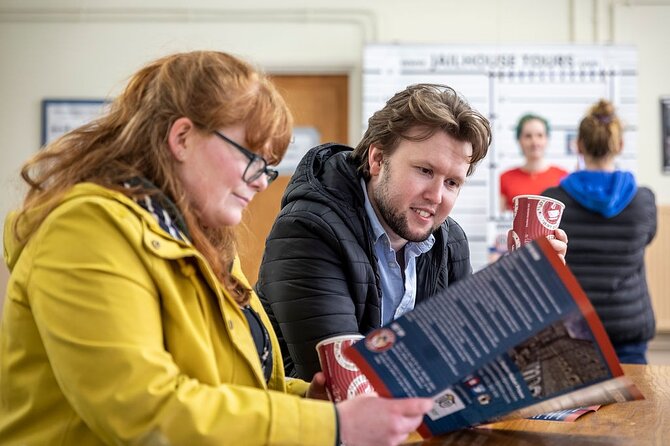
[0,7,378,41]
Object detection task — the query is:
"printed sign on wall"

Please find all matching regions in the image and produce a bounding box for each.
[363,44,637,270]
[41,99,109,146]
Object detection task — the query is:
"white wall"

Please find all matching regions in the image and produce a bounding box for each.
[1,0,669,232]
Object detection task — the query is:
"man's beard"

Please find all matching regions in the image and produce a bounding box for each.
[372,165,436,243]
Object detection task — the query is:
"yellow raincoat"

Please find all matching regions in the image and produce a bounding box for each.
[0,183,336,445]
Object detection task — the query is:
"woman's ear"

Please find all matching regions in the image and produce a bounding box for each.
[368,145,384,176]
[168,117,196,162]
[576,139,585,155]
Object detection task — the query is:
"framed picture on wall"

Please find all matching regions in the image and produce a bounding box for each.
[41,99,109,146]
[661,97,670,173]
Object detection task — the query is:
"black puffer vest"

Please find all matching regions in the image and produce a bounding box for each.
[257,144,473,379]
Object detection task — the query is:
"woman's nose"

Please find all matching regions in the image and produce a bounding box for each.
[249,173,270,192]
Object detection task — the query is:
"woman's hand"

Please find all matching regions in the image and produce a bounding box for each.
[336,395,433,446]
[305,372,330,400]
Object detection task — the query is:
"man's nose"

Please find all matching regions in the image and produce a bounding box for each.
[423,179,443,204]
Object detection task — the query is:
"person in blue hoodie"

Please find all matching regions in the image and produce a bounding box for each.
[543,99,657,364]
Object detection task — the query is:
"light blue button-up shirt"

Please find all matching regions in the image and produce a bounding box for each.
[361,179,435,325]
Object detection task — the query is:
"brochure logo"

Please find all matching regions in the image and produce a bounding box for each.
[471,384,487,395]
[436,393,456,408]
[463,375,480,387]
[365,328,396,352]
[477,394,492,405]
[428,387,466,420]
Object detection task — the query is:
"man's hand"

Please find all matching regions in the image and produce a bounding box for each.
[548,228,568,264]
[505,228,568,264]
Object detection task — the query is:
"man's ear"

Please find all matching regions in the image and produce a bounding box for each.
[368,145,384,176]
[167,117,196,162]
[576,139,585,155]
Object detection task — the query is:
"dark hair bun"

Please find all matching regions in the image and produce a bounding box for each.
[589,99,616,124]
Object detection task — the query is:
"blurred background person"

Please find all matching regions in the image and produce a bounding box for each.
[499,113,568,212]
[542,99,657,364]
[0,50,432,446]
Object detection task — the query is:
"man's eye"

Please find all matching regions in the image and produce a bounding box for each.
[418,167,432,175]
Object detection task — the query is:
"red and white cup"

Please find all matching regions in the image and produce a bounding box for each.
[316,334,375,402]
[508,194,565,251]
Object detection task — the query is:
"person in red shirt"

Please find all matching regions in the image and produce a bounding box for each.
[499,114,568,211]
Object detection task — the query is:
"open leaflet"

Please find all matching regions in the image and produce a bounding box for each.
[344,238,643,438]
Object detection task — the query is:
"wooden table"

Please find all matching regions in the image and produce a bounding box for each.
[406,364,670,445]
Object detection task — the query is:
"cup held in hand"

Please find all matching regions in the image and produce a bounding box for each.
[316,334,374,402]
[509,194,565,251]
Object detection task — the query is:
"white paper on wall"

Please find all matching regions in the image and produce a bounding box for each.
[362,44,637,271]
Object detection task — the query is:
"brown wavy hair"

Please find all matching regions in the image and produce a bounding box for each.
[13,50,292,305]
[578,99,623,159]
[352,83,491,179]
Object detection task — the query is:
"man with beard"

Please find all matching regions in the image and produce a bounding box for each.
[256,84,568,380]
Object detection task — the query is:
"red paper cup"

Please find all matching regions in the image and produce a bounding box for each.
[508,194,565,251]
[316,334,374,402]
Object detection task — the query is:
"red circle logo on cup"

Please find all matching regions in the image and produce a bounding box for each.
[333,339,360,371]
[536,199,563,230]
[347,374,374,399]
[365,328,396,352]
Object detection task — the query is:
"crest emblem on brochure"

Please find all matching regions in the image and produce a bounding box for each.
[365,328,396,352]
[536,199,562,229]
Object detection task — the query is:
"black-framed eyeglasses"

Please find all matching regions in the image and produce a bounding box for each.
[213,131,279,184]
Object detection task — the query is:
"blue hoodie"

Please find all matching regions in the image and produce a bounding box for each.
[560,170,637,218]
